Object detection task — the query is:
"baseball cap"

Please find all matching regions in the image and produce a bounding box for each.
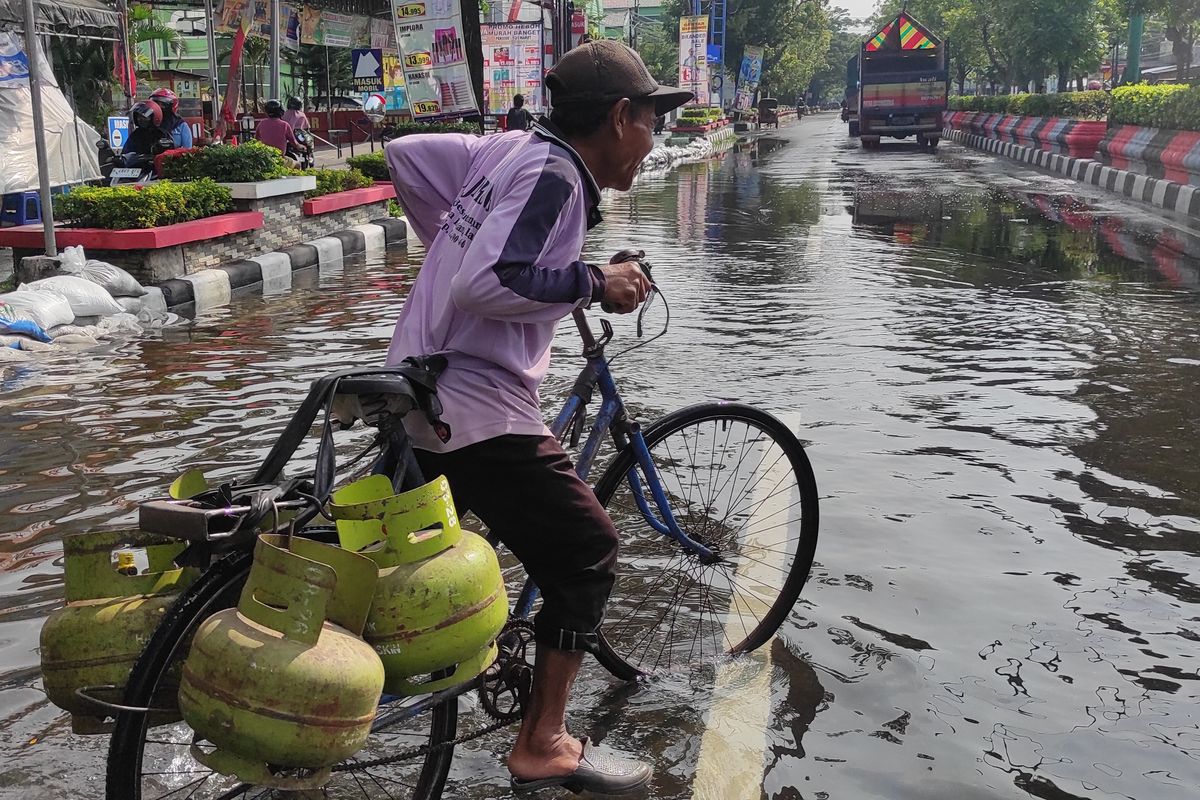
[547,40,694,115]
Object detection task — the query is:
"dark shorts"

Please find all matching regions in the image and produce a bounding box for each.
[415,435,618,652]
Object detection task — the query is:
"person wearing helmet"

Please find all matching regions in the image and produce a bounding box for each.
[119,101,169,166]
[149,88,193,149]
[256,99,301,165]
[282,96,310,132]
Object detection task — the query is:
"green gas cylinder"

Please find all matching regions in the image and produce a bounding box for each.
[178,534,384,779]
[39,530,198,734]
[330,475,508,696]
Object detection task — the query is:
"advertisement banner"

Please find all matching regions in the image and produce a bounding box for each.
[570,11,586,50]
[481,23,543,115]
[383,50,408,112]
[734,45,764,111]
[678,16,708,106]
[372,17,398,51]
[301,8,357,46]
[390,0,479,119]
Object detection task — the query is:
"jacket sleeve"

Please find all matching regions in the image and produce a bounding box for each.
[448,155,604,324]
[385,133,477,247]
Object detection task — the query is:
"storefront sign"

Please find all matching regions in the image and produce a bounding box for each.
[481,23,543,114]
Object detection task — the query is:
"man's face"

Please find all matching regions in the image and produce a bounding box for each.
[607,100,657,192]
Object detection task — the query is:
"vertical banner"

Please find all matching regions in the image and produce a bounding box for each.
[383,50,408,112]
[481,23,543,115]
[679,15,708,106]
[734,45,764,111]
[391,0,480,118]
[283,4,301,50]
[570,11,586,50]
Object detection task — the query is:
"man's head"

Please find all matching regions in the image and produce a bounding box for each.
[547,40,692,191]
[513,94,525,109]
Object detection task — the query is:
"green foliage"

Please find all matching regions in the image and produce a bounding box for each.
[54,180,233,230]
[379,121,480,138]
[303,169,375,199]
[1112,83,1200,129]
[346,152,390,181]
[387,199,404,218]
[160,142,291,183]
[949,91,1111,119]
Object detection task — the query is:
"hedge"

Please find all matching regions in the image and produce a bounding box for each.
[303,168,374,199]
[379,121,479,140]
[161,141,293,183]
[346,151,390,181]
[1111,83,1196,129]
[55,180,233,230]
[948,91,1110,120]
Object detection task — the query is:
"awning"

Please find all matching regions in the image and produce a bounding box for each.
[0,0,119,38]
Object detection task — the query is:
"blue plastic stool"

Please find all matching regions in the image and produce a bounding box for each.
[1,191,42,226]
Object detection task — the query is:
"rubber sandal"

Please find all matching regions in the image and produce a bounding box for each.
[510,736,652,796]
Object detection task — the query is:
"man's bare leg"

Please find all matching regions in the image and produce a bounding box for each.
[507,647,585,780]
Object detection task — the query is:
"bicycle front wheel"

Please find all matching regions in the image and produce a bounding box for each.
[592,403,819,678]
[105,548,459,800]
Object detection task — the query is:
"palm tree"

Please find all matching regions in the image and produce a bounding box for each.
[127,3,185,73]
[218,35,274,114]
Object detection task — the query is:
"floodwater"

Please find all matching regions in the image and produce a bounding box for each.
[2,115,1199,799]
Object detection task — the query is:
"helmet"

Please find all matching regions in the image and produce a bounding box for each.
[265,99,284,118]
[287,96,303,111]
[129,101,163,130]
[149,87,179,114]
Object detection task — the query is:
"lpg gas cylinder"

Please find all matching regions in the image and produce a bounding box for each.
[330,474,508,696]
[39,530,198,733]
[178,534,383,775]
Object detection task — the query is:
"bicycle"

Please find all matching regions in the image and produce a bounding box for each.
[101,252,820,799]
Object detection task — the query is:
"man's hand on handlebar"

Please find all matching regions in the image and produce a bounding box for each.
[599,255,652,314]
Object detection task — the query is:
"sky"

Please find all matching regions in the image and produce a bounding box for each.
[837,0,880,22]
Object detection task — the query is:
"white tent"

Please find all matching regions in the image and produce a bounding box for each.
[0,30,104,195]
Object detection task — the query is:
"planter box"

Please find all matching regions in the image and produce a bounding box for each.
[302,183,396,216]
[0,211,263,250]
[1099,125,1200,187]
[947,111,1105,158]
[219,175,317,200]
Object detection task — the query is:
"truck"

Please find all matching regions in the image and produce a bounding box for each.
[857,13,948,150]
[842,54,860,137]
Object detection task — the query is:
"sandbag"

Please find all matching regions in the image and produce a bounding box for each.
[0,346,31,361]
[98,313,143,336]
[0,290,74,331]
[63,260,147,298]
[0,316,53,343]
[51,333,99,347]
[20,275,124,317]
[116,295,143,315]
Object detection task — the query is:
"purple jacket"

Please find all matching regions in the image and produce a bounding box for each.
[385,123,605,452]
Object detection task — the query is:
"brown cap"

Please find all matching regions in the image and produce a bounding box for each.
[547,40,694,116]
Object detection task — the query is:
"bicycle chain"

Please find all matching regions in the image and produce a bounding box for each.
[331,619,536,773]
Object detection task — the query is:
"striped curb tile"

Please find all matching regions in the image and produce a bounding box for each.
[945,127,1200,218]
[154,218,408,311]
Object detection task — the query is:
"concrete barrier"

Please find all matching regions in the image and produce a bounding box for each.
[947,111,1106,158]
[1098,125,1200,187]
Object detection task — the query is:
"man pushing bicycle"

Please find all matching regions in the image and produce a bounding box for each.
[385,40,692,795]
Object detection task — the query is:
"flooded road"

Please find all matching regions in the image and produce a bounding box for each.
[2,114,1199,799]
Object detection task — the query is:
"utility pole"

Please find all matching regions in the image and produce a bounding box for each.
[1124,14,1145,84]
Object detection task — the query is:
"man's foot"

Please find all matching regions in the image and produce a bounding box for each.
[510,737,652,796]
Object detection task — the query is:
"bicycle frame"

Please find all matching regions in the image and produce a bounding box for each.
[510,308,717,621]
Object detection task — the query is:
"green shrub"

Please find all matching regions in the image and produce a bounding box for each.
[379,121,480,139]
[1111,83,1192,128]
[949,91,1110,120]
[387,198,403,218]
[346,151,390,181]
[160,141,291,183]
[54,179,233,230]
[303,168,375,199]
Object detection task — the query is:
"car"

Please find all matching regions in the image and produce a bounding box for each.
[309,95,364,111]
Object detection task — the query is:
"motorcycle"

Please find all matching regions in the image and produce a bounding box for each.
[290,129,315,170]
[97,136,175,186]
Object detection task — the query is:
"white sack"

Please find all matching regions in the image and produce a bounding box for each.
[20,275,123,317]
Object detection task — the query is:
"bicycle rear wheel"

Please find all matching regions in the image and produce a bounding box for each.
[592,403,819,679]
[105,548,458,800]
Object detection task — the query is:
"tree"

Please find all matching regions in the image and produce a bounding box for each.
[1145,0,1200,79]
[128,3,184,73]
[810,5,862,103]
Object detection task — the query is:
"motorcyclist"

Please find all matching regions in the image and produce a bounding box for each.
[149,88,193,149]
[119,101,171,167]
[282,96,310,132]
[256,99,301,166]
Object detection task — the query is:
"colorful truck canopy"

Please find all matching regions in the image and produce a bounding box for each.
[865,14,940,52]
